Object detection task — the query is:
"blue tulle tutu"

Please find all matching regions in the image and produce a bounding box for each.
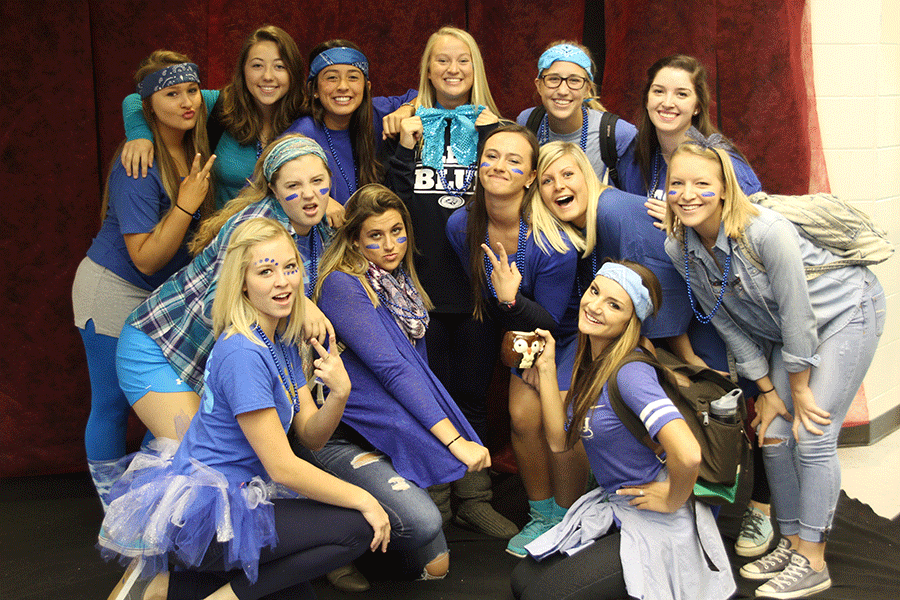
[98,439,277,583]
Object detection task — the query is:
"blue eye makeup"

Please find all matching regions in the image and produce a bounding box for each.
[700,191,716,198]
[254,258,278,266]
[510,168,524,175]
[365,244,380,250]
[396,237,407,244]
[284,193,298,201]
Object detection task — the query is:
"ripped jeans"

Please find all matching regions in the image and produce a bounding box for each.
[298,434,447,574]
[762,275,886,543]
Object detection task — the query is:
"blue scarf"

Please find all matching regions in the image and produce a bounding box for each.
[417,105,485,170]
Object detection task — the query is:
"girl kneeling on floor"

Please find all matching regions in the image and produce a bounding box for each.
[99,218,389,600]
[511,260,735,600]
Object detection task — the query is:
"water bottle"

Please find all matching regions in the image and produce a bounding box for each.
[710,388,742,424]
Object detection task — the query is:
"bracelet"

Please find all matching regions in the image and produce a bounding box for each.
[758,387,775,395]
[446,435,462,448]
[174,203,193,217]
[498,298,516,311]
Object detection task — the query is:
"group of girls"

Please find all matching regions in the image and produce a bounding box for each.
[72,21,884,600]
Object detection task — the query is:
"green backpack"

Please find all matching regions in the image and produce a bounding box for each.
[739,192,894,279]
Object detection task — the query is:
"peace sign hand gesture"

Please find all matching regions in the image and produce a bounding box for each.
[481,241,521,303]
[177,153,216,214]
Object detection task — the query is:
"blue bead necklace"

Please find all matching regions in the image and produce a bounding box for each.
[254,325,300,413]
[483,218,528,298]
[538,105,588,152]
[438,162,477,197]
[305,227,319,299]
[324,127,357,196]
[683,234,732,324]
[649,148,663,200]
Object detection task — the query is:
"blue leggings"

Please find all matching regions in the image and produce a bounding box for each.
[80,319,131,461]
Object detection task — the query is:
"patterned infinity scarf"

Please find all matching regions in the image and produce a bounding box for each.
[365,262,429,341]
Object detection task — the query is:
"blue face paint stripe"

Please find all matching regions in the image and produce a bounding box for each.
[668,190,677,196]
[319,188,330,196]
[480,162,491,168]
[396,237,407,244]
[700,191,716,197]
[510,168,524,175]
[284,193,298,201]
[365,244,380,250]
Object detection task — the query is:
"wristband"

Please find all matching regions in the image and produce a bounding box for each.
[498,299,516,311]
[758,387,775,395]
[174,203,194,217]
[446,435,462,448]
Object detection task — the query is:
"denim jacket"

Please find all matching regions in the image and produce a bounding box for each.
[665,206,866,381]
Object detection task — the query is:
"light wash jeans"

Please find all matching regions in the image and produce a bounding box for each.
[296,434,448,575]
[762,274,886,543]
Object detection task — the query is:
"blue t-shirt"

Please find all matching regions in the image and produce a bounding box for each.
[580,361,683,492]
[172,330,305,484]
[86,161,194,290]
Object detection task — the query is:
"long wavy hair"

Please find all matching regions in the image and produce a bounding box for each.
[415,26,501,116]
[464,124,540,319]
[212,217,305,346]
[634,55,715,190]
[564,260,662,448]
[219,25,307,145]
[663,142,758,243]
[188,134,331,254]
[531,141,608,258]
[101,50,213,224]
[535,40,606,112]
[315,184,431,309]
[305,39,381,188]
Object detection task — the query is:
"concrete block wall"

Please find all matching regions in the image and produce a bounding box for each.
[811,0,900,438]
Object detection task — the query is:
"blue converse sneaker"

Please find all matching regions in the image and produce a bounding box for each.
[736,505,774,557]
[740,537,793,580]
[506,498,559,558]
[754,551,831,598]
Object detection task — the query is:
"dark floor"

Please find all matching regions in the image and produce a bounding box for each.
[3,469,899,600]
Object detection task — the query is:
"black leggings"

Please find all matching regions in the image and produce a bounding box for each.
[510,531,631,600]
[167,498,371,600]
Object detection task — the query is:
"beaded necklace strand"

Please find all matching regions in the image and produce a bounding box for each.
[254,325,300,413]
[683,234,732,323]
[324,127,357,196]
[483,218,528,298]
[438,162,477,198]
[305,228,319,299]
[538,105,589,152]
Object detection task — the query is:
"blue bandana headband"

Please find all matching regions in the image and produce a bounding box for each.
[308,47,370,82]
[596,263,652,321]
[263,136,329,181]
[537,44,593,81]
[136,63,200,98]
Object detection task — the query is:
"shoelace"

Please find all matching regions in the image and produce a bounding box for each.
[740,509,766,537]
[769,555,809,588]
[757,545,792,569]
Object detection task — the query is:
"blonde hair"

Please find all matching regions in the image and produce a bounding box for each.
[663,143,758,242]
[415,26,501,116]
[536,40,606,112]
[189,134,330,254]
[531,142,609,258]
[315,184,431,309]
[564,260,661,448]
[212,218,305,346]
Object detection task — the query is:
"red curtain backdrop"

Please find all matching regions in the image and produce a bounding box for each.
[602,0,828,195]
[1,0,827,477]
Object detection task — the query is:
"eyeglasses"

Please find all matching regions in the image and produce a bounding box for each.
[539,74,588,91]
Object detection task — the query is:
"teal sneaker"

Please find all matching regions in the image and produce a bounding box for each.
[735,505,774,557]
[506,498,559,558]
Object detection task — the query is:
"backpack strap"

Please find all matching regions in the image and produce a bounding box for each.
[599,111,621,188]
[524,106,546,135]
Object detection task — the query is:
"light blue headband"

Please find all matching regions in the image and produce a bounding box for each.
[596,263,652,321]
[136,63,200,98]
[308,47,370,82]
[263,137,329,181]
[537,45,593,81]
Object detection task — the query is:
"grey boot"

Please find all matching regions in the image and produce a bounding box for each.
[428,482,452,526]
[452,470,518,539]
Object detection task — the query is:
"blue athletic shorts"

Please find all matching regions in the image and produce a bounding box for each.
[116,325,195,405]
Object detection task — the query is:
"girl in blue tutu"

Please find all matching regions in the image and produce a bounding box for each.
[99,217,389,600]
